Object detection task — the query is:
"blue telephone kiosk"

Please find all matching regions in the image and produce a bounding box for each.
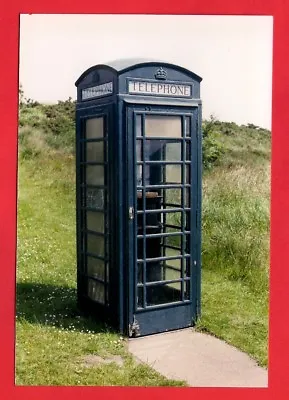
[75,59,202,337]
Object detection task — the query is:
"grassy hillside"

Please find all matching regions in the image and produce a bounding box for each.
[16,99,271,385]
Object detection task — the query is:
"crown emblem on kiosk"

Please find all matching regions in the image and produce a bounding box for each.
[155,67,167,80]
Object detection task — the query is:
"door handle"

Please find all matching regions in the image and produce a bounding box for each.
[129,206,134,220]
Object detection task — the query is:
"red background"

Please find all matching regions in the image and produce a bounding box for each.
[0,1,288,399]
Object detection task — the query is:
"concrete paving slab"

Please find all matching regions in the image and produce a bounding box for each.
[128,328,268,387]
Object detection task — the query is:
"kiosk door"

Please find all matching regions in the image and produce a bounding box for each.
[126,105,199,337]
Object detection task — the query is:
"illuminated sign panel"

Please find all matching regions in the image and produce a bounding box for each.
[82,82,113,100]
[128,80,192,98]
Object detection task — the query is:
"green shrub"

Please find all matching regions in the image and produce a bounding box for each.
[202,132,225,169]
[202,116,225,170]
[19,106,48,130]
[18,98,76,157]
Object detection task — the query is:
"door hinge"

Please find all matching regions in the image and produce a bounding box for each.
[129,316,140,337]
[128,206,134,220]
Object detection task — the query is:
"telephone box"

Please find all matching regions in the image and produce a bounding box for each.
[75,59,202,337]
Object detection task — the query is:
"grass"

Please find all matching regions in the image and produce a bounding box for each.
[16,155,186,386]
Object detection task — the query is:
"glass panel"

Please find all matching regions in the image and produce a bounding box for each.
[136,140,142,161]
[186,142,191,161]
[185,211,191,231]
[86,117,104,139]
[164,247,182,258]
[165,226,182,234]
[86,141,104,163]
[185,165,190,184]
[163,265,182,281]
[137,261,143,283]
[164,165,182,184]
[137,165,142,186]
[184,188,190,208]
[165,233,182,248]
[163,188,182,208]
[146,234,162,258]
[86,165,104,186]
[137,235,145,258]
[87,279,105,304]
[86,211,104,232]
[185,116,191,137]
[87,256,105,280]
[165,211,182,229]
[146,260,163,282]
[87,234,105,257]
[136,141,150,186]
[145,140,181,162]
[137,166,150,187]
[146,282,182,306]
[85,187,104,209]
[145,115,182,138]
[185,256,191,277]
[185,280,190,300]
[137,287,144,308]
[136,115,142,137]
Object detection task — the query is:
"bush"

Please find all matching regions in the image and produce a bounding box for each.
[18,97,76,157]
[202,116,225,169]
[19,106,48,130]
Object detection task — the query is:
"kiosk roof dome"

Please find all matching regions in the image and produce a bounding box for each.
[75,58,202,86]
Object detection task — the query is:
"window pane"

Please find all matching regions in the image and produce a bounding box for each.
[164,232,182,248]
[185,255,191,277]
[163,250,182,273]
[85,188,104,209]
[87,279,105,304]
[136,115,142,137]
[165,211,182,228]
[163,264,182,281]
[146,260,163,282]
[145,140,181,162]
[87,256,105,280]
[163,188,182,208]
[86,141,104,163]
[185,165,190,184]
[87,233,105,257]
[86,165,104,186]
[145,115,182,138]
[146,282,181,306]
[137,261,143,283]
[137,165,143,186]
[185,212,191,231]
[185,280,190,300]
[137,287,144,308]
[86,211,104,232]
[185,116,191,137]
[136,139,142,161]
[86,117,104,139]
[186,142,191,161]
[185,189,190,208]
[164,165,182,184]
